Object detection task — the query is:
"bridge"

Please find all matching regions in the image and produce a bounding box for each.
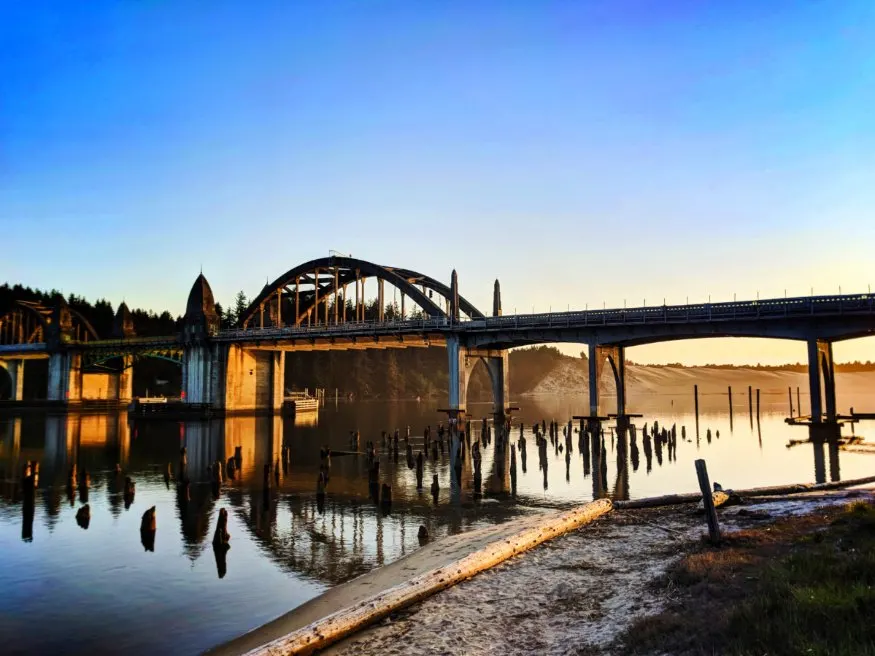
[2,255,874,424]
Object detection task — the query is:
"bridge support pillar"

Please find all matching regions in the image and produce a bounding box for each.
[118,355,134,403]
[182,344,221,405]
[183,344,285,412]
[269,351,285,412]
[588,344,626,417]
[807,339,837,423]
[481,350,509,422]
[446,335,470,417]
[47,352,82,403]
[0,359,24,401]
[447,336,510,421]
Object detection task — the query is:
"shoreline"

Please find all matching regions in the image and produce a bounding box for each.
[212,475,875,656]
[208,509,555,655]
[323,489,875,656]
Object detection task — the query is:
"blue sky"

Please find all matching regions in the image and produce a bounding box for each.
[2,1,874,364]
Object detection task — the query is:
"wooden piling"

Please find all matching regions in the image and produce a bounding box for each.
[797,387,801,417]
[694,384,699,419]
[727,386,732,413]
[756,388,761,418]
[748,385,753,416]
[695,459,721,543]
[788,386,794,417]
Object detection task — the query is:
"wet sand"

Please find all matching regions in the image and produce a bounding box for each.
[209,507,551,656]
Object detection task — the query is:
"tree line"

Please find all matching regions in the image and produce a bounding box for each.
[1,283,579,397]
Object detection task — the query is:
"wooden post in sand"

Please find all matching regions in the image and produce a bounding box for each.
[694,385,699,419]
[696,459,720,544]
[756,388,761,419]
[788,386,794,417]
[728,386,733,431]
[695,459,721,543]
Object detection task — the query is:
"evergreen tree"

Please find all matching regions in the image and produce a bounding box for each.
[231,291,248,325]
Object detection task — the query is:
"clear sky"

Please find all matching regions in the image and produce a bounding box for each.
[2,1,874,365]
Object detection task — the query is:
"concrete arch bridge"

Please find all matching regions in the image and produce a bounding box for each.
[2,255,874,425]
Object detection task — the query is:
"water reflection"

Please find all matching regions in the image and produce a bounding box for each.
[0,398,873,655]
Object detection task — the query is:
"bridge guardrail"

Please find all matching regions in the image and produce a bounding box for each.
[214,293,875,339]
[7,294,871,351]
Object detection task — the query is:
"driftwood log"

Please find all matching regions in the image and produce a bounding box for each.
[245,499,613,656]
[615,474,875,510]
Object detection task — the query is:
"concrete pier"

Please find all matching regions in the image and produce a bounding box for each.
[807,339,837,423]
[588,344,626,417]
[0,359,24,400]
[445,335,509,420]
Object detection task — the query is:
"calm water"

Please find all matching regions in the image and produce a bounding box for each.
[1,389,874,654]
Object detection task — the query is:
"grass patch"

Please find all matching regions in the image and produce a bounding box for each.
[623,501,875,655]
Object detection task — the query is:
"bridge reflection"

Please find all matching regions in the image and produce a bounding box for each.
[0,413,532,585]
[0,409,851,585]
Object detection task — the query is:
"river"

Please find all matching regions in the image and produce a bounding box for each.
[1,386,873,654]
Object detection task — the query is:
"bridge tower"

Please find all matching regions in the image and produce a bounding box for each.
[112,303,135,403]
[181,274,284,412]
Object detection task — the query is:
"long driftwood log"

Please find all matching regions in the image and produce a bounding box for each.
[615,474,875,510]
[245,498,613,656]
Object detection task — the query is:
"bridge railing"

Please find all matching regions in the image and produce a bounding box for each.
[218,317,453,339]
[473,294,875,329]
[216,293,875,338]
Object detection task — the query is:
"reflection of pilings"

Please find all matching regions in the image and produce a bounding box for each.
[812,440,826,484]
[487,440,510,495]
[22,494,35,541]
[630,428,639,472]
[828,439,841,483]
[614,430,629,501]
[581,429,590,477]
[591,431,607,499]
[643,434,652,473]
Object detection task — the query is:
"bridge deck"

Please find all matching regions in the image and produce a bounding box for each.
[1,293,873,355]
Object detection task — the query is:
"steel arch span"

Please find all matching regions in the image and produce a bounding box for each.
[0,299,100,346]
[238,256,485,329]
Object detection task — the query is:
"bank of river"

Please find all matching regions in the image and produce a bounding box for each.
[2,388,875,654]
[320,490,875,656]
